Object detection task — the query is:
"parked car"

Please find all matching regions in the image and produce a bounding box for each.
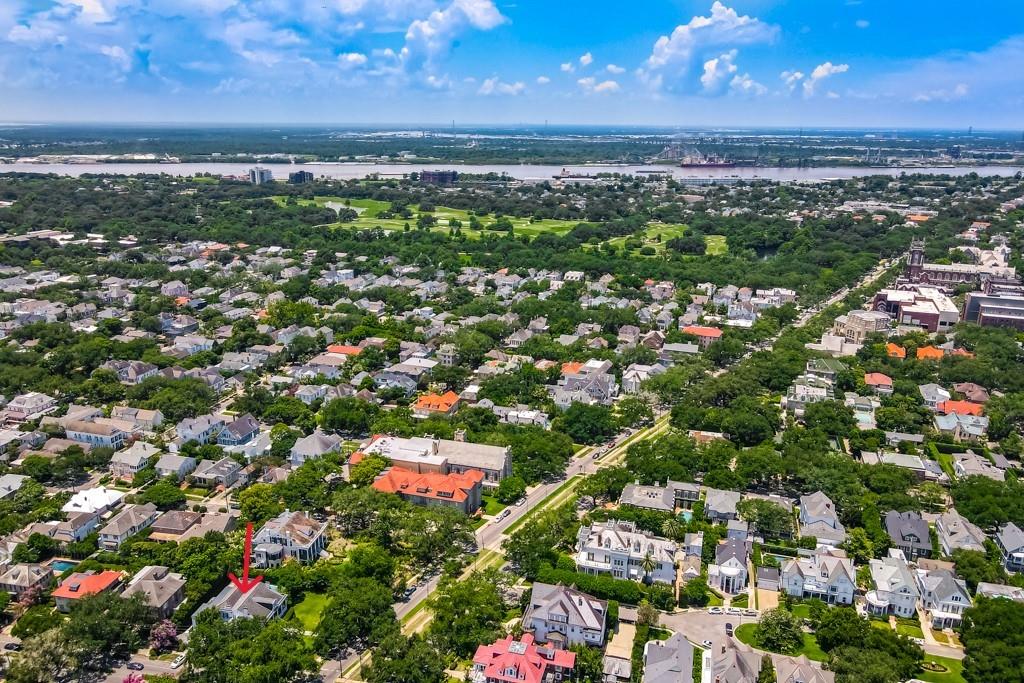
[743,609,758,617]
[725,623,734,637]
[171,654,187,670]
[708,607,724,615]
[515,497,527,507]
[727,607,743,616]
[701,640,713,648]
[127,662,144,671]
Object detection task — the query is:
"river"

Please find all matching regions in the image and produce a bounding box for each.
[0,161,1021,182]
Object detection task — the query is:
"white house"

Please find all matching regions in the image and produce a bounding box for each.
[521,582,607,648]
[192,581,287,626]
[64,419,127,449]
[916,567,971,629]
[252,510,328,567]
[109,441,160,480]
[98,503,160,550]
[866,550,920,619]
[781,547,856,605]
[574,520,676,585]
[708,538,749,594]
[798,491,847,547]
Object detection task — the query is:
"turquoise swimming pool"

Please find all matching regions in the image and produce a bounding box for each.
[50,560,78,573]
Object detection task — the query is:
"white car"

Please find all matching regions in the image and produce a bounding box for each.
[727,608,743,616]
[708,607,724,615]
[701,639,713,648]
[170,654,187,670]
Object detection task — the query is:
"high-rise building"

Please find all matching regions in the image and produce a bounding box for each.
[288,170,314,184]
[249,167,274,185]
[419,170,458,186]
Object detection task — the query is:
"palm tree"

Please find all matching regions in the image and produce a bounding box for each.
[640,551,657,585]
[662,518,682,541]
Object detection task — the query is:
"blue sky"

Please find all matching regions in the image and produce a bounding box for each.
[1,0,1023,127]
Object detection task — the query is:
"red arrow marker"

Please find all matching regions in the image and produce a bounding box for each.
[228,522,264,594]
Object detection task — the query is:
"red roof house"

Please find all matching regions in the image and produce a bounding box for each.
[937,400,984,416]
[680,325,723,349]
[52,570,123,612]
[371,466,484,514]
[471,633,575,683]
[864,372,894,395]
[412,390,461,417]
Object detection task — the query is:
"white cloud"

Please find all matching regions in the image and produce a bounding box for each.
[211,77,254,95]
[606,64,625,74]
[729,72,766,96]
[855,19,870,29]
[579,51,593,67]
[99,45,131,72]
[7,21,68,47]
[338,52,368,69]
[700,49,737,91]
[401,0,506,74]
[478,76,525,95]
[913,83,969,102]
[536,75,550,84]
[780,69,804,92]
[638,1,777,88]
[578,76,620,94]
[803,61,849,97]
[560,61,574,73]
[870,36,1024,105]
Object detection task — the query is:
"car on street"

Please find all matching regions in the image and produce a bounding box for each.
[127,662,144,671]
[727,607,743,616]
[743,609,758,617]
[725,623,734,637]
[171,654,187,669]
[708,607,723,615]
[515,497,527,506]
[701,640,713,648]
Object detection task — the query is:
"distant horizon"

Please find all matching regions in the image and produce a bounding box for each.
[1,122,1021,135]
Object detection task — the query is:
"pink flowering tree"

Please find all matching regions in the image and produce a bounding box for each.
[149,618,178,653]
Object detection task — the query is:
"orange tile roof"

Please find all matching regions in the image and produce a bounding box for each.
[175,296,190,306]
[864,372,893,386]
[681,325,723,338]
[413,391,460,413]
[372,466,484,504]
[326,344,363,356]
[886,343,906,359]
[907,214,931,222]
[561,361,585,376]
[938,400,984,416]
[52,570,122,600]
[948,348,975,358]
[916,346,944,361]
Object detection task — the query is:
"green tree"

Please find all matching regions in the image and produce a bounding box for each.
[427,570,508,658]
[321,397,381,436]
[757,654,777,683]
[315,578,398,656]
[237,483,283,524]
[960,597,1024,683]
[554,403,617,445]
[364,634,446,683]
[495,475,527,504]
[754,608,804,655]
[186,609,317,683]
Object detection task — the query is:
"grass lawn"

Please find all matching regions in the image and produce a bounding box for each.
[290,592,329,632]
[606,223,689,256]
[731,594,749,608]
[705,235,728,255]
[734,624,827,662]
[480,494,508,517]
[916,655,966,683]
[896,622,925,639]
[707,591,725,607]
[788,603,811,619]
[305,198,580,239]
